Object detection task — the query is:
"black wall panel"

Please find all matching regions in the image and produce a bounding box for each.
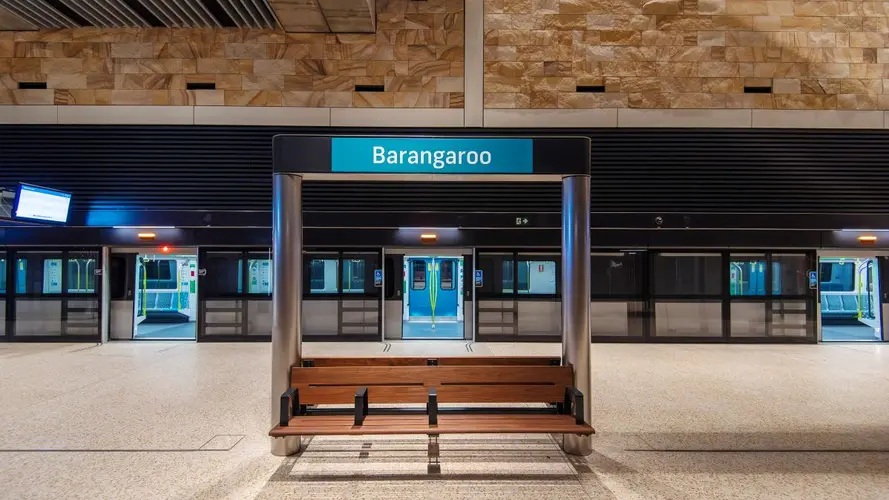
[3,125,889,216]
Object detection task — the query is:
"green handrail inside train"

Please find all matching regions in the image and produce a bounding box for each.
[428,260,439,330]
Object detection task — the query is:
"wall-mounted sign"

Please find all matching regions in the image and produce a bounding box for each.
[374,269,383,287]
[474,270,483,288]
[808,270,818,289]
[331,137,534,174]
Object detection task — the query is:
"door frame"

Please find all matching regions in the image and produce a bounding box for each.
[127,247,199,341]
[383,247,473,341]
[816,249,889,343]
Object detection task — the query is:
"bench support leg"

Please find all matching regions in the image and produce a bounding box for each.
[427,388,438,426]
[355,387,368,426]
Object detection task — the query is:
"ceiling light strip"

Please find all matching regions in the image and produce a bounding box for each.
[238,0,263,27]
[157,0,189,26]
[213,0,243,26]
[93,0,134,26]
[142,0,177,27]
[220,0,249,26]
[182,0,216,27]
[66,0,114,27]
[100,0,144,26]
[17,0,76,27]
[92,0,130,26]
[137,0,175,27]
[24,0,77,26]
[192,0,221,28]
[166,0,200,26]
[108,0,150,27]
[244,0,275,28]
[250,0,277,27]
[256,0,280,28]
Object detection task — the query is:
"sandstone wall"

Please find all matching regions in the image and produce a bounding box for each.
[483,0,889,109]
[0,0,464,108]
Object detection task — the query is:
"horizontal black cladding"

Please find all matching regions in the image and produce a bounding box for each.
[588,129,889,214]
[303,182,561,212]
[3,126,889,217]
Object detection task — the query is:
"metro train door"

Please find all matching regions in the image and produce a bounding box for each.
[402,255,464,339]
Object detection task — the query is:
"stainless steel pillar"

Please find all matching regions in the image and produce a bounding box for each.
[561,175,592,456]
[100,246,111,343]
[270,173,303,456]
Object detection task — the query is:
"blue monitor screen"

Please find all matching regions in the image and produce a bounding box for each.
[14,183,72,223]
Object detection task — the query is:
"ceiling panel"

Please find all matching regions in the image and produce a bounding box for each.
[0,0,281,29]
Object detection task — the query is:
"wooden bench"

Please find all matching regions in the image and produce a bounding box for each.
[269,361,594,438]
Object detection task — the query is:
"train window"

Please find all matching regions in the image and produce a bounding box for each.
[246,256,273,295]
[342,259,366,294]
[591,253,642,296]
[501,260,514,293]
[773,254,808,296]
[66,252,98,294]
[412,260,426,290]
[309,258,338,294]
[143,258,178,290]
[203,252,243,295]
[109,255,128,300]
[0,252,6,294]
[440,260,454,290]
[654,253,722,296]
[15,252,63,295]
[517,260,557,295]
[729,255,766,296]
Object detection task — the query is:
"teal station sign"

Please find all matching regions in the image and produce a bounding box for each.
[330,137,534,174]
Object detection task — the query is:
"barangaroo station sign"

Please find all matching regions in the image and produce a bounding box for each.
[330,137,533,174]
[272,135,591,178]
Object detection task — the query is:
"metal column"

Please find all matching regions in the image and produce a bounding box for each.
[100,246,111,343]
[561,175,592,456]
[270,173,303,456]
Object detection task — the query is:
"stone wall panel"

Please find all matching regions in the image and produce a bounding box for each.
[0,0,463,108]
[484,0,889,109]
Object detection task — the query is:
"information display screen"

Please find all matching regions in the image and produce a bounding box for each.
[14,183,72,223]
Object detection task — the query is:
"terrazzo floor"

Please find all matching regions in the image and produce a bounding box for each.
[1,341,888,499]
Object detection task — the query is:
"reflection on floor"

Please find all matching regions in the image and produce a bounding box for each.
[822,325,881,342]
[402,321,463,339]
[134,322,195,340]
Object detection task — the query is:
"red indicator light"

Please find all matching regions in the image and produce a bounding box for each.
[161,246,170,253]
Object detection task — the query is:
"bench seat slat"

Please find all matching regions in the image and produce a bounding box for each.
[303,357,561,367]
[290,366,574,386]
[269,414,594,437]
[297,384,566,405]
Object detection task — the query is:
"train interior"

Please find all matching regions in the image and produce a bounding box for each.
[819,256,882,342]
[402,255,464,339]
[133,253,198,340]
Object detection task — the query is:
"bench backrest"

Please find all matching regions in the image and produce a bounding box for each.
[290,365,574,405]
[301,356,561,367]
